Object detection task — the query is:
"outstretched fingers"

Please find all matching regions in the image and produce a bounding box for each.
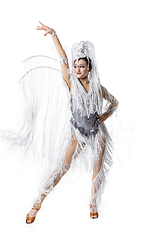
[39,21,44,26]
[36,21,45,30]
[36,21,54,36]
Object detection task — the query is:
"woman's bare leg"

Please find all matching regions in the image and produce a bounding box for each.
[26,136,79,223]
[90,135,106,217]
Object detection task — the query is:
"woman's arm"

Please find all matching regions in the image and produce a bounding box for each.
[36,21,71,89]
[97,86,119,123]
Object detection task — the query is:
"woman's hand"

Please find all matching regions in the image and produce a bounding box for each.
[36,21,55,36]
[97,114,109,123]
[97,114,107,122]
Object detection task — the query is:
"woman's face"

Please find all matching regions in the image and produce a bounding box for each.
[74,59,90,79]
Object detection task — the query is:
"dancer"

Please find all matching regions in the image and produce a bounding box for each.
[6,21,119,222]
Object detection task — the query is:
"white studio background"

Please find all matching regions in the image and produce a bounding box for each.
[0,0,160,239]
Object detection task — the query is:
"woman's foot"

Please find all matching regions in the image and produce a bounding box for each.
[90,204,99,219]
[26,203,41,224]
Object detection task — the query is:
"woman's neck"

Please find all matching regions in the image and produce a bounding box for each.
[78,77,90,93]
[79,77,89,85]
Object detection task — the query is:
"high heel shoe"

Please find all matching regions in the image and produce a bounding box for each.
[90,204,99,219]
[26,205,41,224]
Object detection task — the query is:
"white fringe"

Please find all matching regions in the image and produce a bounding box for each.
[1,54,117,210]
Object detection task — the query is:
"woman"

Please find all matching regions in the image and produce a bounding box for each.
[17,22,118,223]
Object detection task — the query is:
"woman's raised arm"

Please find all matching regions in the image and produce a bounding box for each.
[36,21,70,89]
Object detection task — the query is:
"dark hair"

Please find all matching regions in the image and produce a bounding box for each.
[74,57,92,70]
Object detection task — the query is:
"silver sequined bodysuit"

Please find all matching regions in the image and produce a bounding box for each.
[70,98,100,138]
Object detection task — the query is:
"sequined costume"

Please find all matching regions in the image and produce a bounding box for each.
[70,94,100,138]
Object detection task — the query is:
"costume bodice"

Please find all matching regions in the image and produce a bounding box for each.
[70,97,100,138]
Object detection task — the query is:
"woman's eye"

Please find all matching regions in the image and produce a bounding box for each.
[74,65,85,68]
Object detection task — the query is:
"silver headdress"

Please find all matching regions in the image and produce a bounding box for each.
[72,41,90,59]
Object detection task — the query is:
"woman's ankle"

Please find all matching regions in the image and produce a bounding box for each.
[34,202,41,210]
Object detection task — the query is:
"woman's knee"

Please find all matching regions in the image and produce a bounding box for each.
[65,137,78,157]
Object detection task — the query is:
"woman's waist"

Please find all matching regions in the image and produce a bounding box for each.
[71,112,98,128]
